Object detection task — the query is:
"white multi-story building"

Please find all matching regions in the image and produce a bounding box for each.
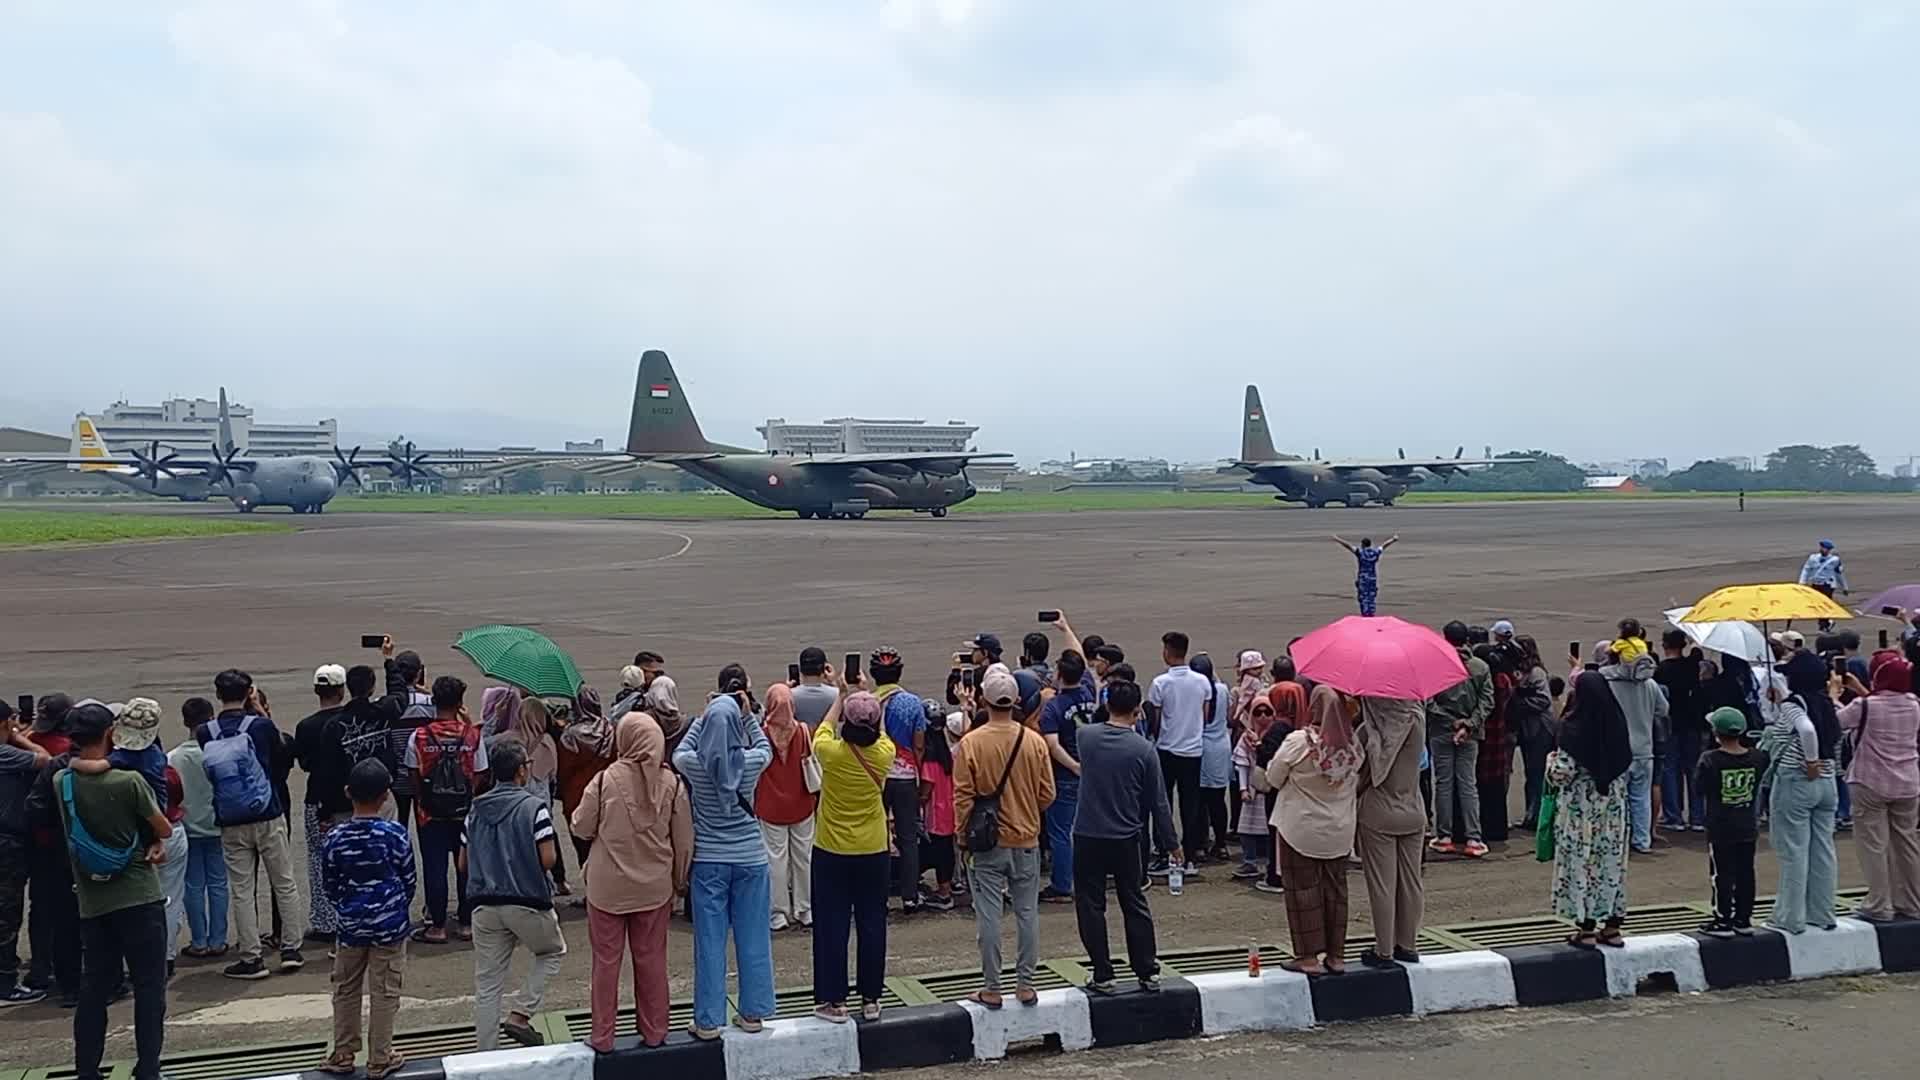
[77,397,336,457]
[758,417,980,455]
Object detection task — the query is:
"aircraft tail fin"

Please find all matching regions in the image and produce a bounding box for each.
[71,416,117,472]
[217,388,236,455]
[625,350,714,455]
[1241,385,1278,463]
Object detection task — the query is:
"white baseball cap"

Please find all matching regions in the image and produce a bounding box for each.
[314,664,348,688]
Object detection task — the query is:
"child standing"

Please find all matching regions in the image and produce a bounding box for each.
[170,698,229,959]
[1697,707,1770,937]
[1231,697,1279,879]
[320,761,416,1078]
[918,718,959,912]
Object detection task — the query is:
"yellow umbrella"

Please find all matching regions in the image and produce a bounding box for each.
[1684,583,1853,624]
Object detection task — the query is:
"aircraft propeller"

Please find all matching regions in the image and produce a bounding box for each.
[331,445,367,487]
[205,442,247,487]
[128,440,180,483]
[386,441,440,488]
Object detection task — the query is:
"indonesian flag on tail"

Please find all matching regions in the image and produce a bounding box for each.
[650,384,671,398]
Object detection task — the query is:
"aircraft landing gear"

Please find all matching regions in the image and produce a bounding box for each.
[1305,499,1326,509]
[931,507,948,518]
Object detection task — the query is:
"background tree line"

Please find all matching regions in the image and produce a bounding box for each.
[1438,445,1915,493]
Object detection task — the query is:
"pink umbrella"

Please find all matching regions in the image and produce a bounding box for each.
[1291,616,1468,700]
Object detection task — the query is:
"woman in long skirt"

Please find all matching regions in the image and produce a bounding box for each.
[1549,671,1633,948]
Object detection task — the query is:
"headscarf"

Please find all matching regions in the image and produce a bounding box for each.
[763,683,802,760]
[1561,670,1632,795]
[644,675,681,731]
[1872,658,1912,695]
[481,686,520,738]
[1267,681,1308,727]
[513,696,559,782]
[1307,685,1360,781]
[603,712,677,834]
[1241,693,1277,747]
[560,684,615,759]
[693,692,749,800]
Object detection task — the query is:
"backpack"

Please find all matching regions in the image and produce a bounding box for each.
[59,771,141,881]
[203,715,273,824]
[964,727,1027,854]
[420,731,475,821]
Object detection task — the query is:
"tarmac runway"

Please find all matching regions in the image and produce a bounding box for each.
[6,496,1917,704]
[0,496,1907,1066]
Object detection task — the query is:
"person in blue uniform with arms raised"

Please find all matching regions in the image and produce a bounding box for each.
[1334,535,1400,617]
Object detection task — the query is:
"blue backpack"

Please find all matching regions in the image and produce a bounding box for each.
[59,771,141,881]
[203,715,273,824]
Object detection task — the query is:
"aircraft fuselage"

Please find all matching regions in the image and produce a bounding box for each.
[677,456,977,518]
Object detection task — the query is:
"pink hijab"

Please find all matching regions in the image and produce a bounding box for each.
[1307,685,1360,781]
[602,713,677,834]
[763,683,803,761]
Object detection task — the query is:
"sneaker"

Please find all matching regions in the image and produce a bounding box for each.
[733,1015,764,1034]
[769,914,790,932]
[921,893,956,913]
[1428,838,1456,855]
[900,900,921,916]
[1700,919,1736,939]
[1038,887,1073,905]
[224,958,272,981]
[1836,818,1854,832]
[1147,859,1171,878]
[279,948,305,973]
[1462,841,1489,859]
[1253,880,1285,895]
[1231,863,1261,880]
[0,985,47,1007]
[1137,975,1161,993]
[1733,924,1756,937]
[1392,947,1422,965]
[689,1024,723,1041]
[1689,823,1707,832]
[1085,978,1118,995]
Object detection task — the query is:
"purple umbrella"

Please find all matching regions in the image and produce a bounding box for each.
[1858,585,1920,618]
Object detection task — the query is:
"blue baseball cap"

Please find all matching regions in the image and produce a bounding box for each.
[1819,539,1835,550]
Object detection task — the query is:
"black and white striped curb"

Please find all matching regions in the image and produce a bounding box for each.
[254,916,1920,1080]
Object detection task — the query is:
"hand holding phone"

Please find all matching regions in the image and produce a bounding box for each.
[1568,641,1582,662]
[16,695,33,724]
[1037,610,1061,624]
[361,634,386,649]
[845,653,863,686]
[788,663,801,686]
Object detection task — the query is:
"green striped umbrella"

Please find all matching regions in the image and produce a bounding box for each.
[452,625,583,698]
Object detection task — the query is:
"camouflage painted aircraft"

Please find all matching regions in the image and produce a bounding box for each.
[623,350,1009,518]
[1228,384,1532,508]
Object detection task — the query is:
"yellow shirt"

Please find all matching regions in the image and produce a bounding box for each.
[812,722,897,856]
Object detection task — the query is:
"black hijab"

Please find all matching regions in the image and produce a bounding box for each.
[1561,670,1632,795]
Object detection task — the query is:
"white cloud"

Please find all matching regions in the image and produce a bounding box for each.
[1,1,1917,467]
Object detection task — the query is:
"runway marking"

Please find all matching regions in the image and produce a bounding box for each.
[5,530,695,593]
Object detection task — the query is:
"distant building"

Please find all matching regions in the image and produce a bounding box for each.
[758,417,979,455]
[1583,475,1639,491]
[564,438,606,453]
[78,396,336,457]
[1713,456,1756,472]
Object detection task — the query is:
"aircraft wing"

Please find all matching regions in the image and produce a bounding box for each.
[0,453,255,473]
[787,452,1013,469]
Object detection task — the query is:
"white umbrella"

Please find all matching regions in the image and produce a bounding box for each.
[1664,606,1770,664]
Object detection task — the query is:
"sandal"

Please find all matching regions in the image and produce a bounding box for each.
[968,990,1004,1010]
[1596,929,1627,948]
[452,923,473,942]
[317,1055,358,1076]
[862,1000,882,1022]
[1014,987,1038,1007]
[366,1054,407,1080]
[411,926,448,945]
[815,1003,848,1024]
[1567,931,1598,950]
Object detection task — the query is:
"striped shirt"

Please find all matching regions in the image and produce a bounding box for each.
[1760,699,1832,779]
[671,698,772,865]
[321,817,416,946]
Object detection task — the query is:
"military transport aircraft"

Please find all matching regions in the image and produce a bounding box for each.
[39,392,392,513]
[621,350,1009,518]
[1227,385,1532,508]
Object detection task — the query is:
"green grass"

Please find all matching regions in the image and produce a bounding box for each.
[321,487,1870,518]
[0,510,290,547]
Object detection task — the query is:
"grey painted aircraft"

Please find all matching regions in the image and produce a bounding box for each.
[32,391,395,512]
[1228,384,1532,508]
[621,350,1009,518]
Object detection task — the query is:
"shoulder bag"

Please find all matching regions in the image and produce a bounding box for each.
[964,727,1027,853]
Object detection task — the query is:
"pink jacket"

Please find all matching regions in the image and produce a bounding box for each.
[1839,692,1920,800]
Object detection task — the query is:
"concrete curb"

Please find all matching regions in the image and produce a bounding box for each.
[271,918,1920,1080]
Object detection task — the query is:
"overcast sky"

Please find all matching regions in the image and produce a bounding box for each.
[4,2,1917,467]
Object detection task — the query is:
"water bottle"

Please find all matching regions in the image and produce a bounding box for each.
[1169,864,1185,896]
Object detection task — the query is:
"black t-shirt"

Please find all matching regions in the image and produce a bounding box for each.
[1696,747,1769,840]
[295,705,353,816]
[1654,657,1703,732]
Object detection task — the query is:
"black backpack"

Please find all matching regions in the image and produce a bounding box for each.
[965,728,1026,853]
[421,733,474,821]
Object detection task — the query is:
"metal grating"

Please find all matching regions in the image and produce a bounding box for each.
[554,1001,698,1042]
[918,963,1076,1001]
[1440,915,1577,950]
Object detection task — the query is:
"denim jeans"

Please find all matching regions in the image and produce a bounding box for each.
[1769,768,1839,933]
[689,861,775,1030]
[1661,726,1706,827]
[1836,773,1853,823]
[1627,757,1654,851]
[1428,736,1481,843]
[1044,778,1077,895]
[184,836,230,949]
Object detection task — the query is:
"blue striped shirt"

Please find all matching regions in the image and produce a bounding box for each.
[672,697,772,865]
[321,817,416,946]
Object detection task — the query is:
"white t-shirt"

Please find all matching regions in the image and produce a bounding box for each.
[1148,665,1211,758]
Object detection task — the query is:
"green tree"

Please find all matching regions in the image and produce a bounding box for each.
[1659,459,1751,492]
[1765,445,1830,489]
[1828,444,1878,483]
[1449,451,1587,492]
